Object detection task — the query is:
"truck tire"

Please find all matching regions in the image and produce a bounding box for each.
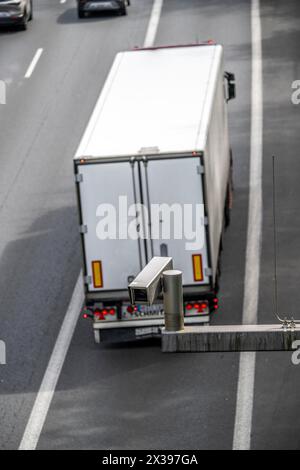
[29,0,33,20]
[213,237,223,296]
[20,9,28,30]
[214,272,220,295]
[230,147,234,190]
[78,7,85,18]
[225,149,234,228]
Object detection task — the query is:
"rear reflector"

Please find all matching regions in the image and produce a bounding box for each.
[92,260,103,288]
[192,254,204,282]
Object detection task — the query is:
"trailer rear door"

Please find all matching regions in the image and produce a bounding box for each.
[77,161,143,292]
[140,157,211,286]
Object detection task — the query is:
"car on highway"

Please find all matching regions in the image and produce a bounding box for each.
[77,0,130,18]
[0,0,33,30]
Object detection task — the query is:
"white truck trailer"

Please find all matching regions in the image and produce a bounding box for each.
[74,43,236,343]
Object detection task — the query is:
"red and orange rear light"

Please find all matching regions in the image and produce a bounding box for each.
[83,306,117,321]
[82,307,93,320]
[184,301,208,315]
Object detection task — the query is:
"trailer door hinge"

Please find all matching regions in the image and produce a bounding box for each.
[75,173,83,183]
[84,275,92,285]
[205,267,213,277]
[197,165,204,175]
[79,225,88,234]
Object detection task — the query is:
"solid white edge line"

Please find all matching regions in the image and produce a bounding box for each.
[233,0,263,451]
[19,0,164,451]
[19,273,84,450]
[144,0,164,48]
[24,48,44,79]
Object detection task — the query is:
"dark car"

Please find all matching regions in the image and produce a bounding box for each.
[0,0,33,30]
[77,0,130,18]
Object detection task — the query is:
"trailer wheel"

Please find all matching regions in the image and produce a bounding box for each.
[29,0,33,20]
[224,193,231,228]
[230,147,234,191]
[219,234,224,252]
[119,2,128,15]
[225,179,233,228]
[212,237,223,298]
[214,274,220,295]
[214,261,221,294]
[20,8,29,30]
[224,149,233,228]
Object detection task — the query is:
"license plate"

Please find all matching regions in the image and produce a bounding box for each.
[135,327,160,337]
[0,12,10,17]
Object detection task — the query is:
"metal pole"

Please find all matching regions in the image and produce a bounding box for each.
[163,270,184,332]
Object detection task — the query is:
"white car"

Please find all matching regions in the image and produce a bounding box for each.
[0,0,33,30]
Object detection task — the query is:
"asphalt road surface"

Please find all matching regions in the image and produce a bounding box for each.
[0,0,299,450]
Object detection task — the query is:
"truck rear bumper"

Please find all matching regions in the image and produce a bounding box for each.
[93,316,210,343]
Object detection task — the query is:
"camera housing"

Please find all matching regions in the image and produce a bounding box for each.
[128,257,173,306]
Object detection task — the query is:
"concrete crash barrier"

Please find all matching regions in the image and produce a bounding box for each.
[161,324,300,353]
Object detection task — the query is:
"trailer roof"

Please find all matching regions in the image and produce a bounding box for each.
[75,44,223,160]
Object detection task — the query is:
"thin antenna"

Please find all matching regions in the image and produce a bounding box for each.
[272,156,299,327]
[272,156,280,321]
